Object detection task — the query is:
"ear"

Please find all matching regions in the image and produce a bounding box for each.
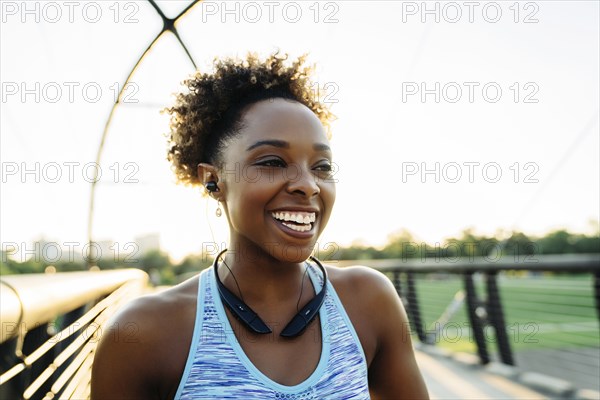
[197,163,222,198]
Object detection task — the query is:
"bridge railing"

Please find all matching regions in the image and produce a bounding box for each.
[0,269,148,400]
[336,253,600,395]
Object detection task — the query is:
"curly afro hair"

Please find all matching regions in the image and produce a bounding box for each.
[165,52,335,188]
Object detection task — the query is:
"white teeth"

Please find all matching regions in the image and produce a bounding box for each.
[271,211,316,224]
[282,222,312,232]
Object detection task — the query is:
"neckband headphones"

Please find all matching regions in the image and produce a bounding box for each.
[213,248,328,338]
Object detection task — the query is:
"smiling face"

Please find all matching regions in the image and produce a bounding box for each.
[205,98,336,263]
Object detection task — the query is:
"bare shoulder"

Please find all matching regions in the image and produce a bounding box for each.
[321,264,403,366]
[105,274,199,346]
[324,264,429,399]
[91,274,200,399]
[325,263,399,306]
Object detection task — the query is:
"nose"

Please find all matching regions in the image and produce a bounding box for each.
[286,164,320,197]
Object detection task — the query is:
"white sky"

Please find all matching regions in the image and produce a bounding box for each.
[1,1,599,262]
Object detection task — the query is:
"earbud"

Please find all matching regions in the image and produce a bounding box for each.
[205,181,219,192]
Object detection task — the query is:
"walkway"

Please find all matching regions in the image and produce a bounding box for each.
[414,346,592,400]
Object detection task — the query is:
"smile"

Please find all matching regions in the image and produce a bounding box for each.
[271,211,316,233]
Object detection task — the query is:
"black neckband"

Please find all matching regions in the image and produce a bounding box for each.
[213,248,328,338]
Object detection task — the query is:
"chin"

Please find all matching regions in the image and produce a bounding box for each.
[273,243,316,263]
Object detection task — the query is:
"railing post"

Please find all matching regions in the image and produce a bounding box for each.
[393,271,403,297]
[486,272,514,365]
[463,272,490,364]
[0,337,22,400]
[594,270,600,322]
[406,272,427,343]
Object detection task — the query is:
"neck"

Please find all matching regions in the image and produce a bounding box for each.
[217,240,312,304]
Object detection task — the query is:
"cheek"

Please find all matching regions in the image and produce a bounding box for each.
[320,183,336,222]
[324,180,336,205]
[226,182,274,228]
[328,183,336,206]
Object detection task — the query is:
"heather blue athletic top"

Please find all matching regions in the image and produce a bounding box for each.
[175,264,370,399]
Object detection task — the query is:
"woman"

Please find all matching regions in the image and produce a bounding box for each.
[91,53,429,399]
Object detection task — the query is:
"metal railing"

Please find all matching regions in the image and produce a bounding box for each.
[0,269,148,400]
[336,253,600,395]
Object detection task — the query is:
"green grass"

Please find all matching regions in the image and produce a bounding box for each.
[388,273,600,353]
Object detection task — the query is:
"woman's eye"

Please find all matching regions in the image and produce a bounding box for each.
[315,163,333,172]
[257,159,286,167]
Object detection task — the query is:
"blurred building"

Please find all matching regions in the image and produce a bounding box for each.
[95,240,114,260]
[135,233,160,256]
[32,237,61,263]
[27,237,120,263]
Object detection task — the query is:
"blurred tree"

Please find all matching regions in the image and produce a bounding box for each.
[0,253,15,275]
[56,261,86,272]
[571,233,600,253]
[12,258,45,274]
[138,250,172,285]
[96,257,119,270]
[173,254,209,277]
[537,230,572,254]
[383,229,417,259]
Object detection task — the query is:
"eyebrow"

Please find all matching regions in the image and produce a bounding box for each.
[246,140,331,152]
[246,140,288,151]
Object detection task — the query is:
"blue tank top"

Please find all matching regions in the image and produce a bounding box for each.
[175,265,370,399]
